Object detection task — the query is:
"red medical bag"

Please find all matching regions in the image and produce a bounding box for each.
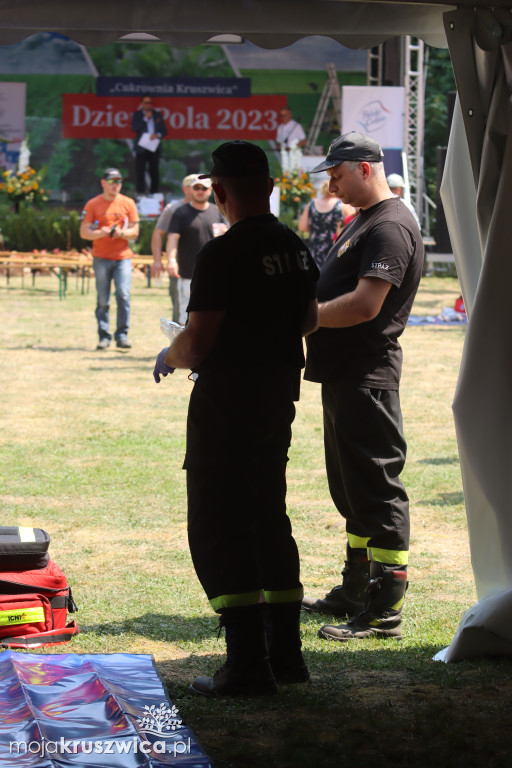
[0,526,79,648]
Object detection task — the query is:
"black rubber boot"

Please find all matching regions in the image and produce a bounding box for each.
[190,604,278,697]
[265,601,310,683]
[302,546,370,618]
[318,563,408,642]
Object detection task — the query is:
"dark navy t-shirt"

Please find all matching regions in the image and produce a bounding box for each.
[187,213,318,373]
[305,197,424,388]
[184,213,319,467]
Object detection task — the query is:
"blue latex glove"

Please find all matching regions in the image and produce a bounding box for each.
[153,348,175,383]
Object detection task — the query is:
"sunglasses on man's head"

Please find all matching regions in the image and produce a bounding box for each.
[106,179,122,185]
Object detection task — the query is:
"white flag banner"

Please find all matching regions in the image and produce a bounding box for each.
[341,86,405,149]
[0,81,26,170]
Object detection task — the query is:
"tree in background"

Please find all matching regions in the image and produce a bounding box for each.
[88,43,233,79]
[423,47,456,200]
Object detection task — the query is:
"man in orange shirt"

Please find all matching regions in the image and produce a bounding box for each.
[80,168,140,350]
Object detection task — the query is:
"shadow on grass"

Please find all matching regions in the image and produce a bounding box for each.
[9,345,92,352]
[81,612,219,643]
[417,456,460,466]
[9,344,159,364]
[12,344,162,370]
[25,614,512,767]
[154,645,512,768]
[82,613,452,666]
[419,491,465,507]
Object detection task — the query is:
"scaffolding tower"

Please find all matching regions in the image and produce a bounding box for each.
[367,44,384,87]
[366,38,425,223]
[305,62,342,155]
[403,36,425,217]
[306,41,426,226]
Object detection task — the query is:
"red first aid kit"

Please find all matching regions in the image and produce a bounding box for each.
[0,526,78,648]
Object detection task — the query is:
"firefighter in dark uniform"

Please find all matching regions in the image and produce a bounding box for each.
[153,141,319,695]
[302,132,424,641]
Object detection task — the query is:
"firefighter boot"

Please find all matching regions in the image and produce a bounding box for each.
[266,601,310,683]
[190,604,278,696]
[302,546,370,618]
[318,563,408,641]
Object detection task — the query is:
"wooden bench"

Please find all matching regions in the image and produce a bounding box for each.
[0,252,94,299]
[0,252,166,296]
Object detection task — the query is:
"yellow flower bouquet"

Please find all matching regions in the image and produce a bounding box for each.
[275,170,316,226]
[0,166,49,209]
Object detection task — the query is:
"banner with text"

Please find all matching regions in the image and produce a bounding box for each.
[0,81,26,170]
[96,76,251,98]
[62,95,286,140]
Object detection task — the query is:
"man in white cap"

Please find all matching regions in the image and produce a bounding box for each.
[165,174,226,325]
[302,132,424,642]
[386,172,420,227]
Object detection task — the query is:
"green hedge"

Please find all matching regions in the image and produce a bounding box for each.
[0,205,82,252]
[134,220,152,255]
[0,204,153,254]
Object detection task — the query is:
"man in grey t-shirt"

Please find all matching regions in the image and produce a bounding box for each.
[166,177,226,325]
[151,174,197,323]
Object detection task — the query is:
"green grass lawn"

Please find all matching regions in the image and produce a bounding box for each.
[1,272,510,767]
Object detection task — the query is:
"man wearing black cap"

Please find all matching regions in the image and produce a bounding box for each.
[80,168,139,349]
[153,140,319,696]
[301,132,424,642]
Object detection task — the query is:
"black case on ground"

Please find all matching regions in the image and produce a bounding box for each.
[0,526,50,569]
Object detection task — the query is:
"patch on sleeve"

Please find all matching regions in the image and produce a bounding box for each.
[370,262,390,271]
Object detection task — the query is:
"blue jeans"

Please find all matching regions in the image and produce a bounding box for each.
[93,257,131,342]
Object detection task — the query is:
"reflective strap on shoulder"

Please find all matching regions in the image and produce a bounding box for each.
[18,526,36,543]
[210,591,262,611]
[369,548,408,566]
[262,588,303,604]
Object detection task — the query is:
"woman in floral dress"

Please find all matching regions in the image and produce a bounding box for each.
[298,180,357,268]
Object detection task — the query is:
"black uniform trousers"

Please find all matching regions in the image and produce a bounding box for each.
[321,381,410,564]
[186,371,303,612]
[135,149,160,194]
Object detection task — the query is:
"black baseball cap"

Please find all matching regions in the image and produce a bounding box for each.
[102,168,123,181]
[199,141,269,179]
[311,132,384,173]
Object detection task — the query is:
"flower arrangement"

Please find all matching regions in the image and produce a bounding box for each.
[275,170,316,225]
[0,166,49,208]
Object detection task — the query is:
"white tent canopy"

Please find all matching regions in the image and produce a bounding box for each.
[2,0,512,661]
[0,0,453,49]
